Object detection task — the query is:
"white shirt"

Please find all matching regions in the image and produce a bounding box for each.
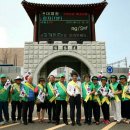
[67,80,82,97]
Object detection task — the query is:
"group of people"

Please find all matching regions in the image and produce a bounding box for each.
[0,71,130,127]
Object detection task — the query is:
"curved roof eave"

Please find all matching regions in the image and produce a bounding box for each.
[21,0,108,24]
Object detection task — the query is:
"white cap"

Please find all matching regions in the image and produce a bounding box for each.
[15,76,22,80]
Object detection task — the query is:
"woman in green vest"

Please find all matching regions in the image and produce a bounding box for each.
[120,75,130,124]
[92,76,101,125]
[35,78,47,123]
[81,74,95,125]
[100,76,110,124]
[110,75,122,123]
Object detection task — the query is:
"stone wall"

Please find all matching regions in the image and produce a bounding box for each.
[24,41,107,80]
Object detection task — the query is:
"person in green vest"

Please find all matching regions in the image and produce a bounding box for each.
[67,71,82,126]
[92,76,101,125]
[110,75,122,123]
[55,73,68,125]
[81,74,95,125]
[46,75,56,123]
[10,76,23,123]
[21,75,36,125]
[100,76,110,124]
[0,74,11,125]
[120,75,130,124]
[35,78,47,123]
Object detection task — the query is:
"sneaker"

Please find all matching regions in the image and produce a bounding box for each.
[84,120,88,124]
[64,122,68,125]
[71,122,75,126]
[28,120,35,123]
[122,118,127,123]
[102,120,106,124]
[55,122,59,125]
[125,120,130,124]
[4,121,9,124]
[106,120,110,124]
[48,120,52,123]
[17,120,22,124]
[23,121,28,125]
[116,121,121,124]
[77,122,82,126]
[12,120,17,123]
[104,120,108,125]
[96,122,100,125]
[0,121,5,125]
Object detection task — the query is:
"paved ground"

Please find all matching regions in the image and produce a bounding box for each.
[0,104,130,130]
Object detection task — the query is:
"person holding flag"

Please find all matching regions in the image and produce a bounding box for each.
[120,75,130,124]
[110,75,122,123]
[81,74,95,125]
[0,74,11,125]
[92,76,101,125]
[46,75,56,123]
[10,76,23,123]
[55,73,68,125]
[100,76,110,124]
[35,78,47,123]
[21,75,36,125]
[67,71,82,126]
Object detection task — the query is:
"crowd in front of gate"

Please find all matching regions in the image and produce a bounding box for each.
[0,71,130,127]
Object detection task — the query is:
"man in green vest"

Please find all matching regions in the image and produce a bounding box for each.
[110,75,122,123]
[81,74,95,125]
[120,75,130,124]
[21,75,36,125]
[46,75,56,123]
[10,76,23,123]
[92,76,101,125]
[55,73,68,125]
[67,71,82,126]
[0,74,10,125]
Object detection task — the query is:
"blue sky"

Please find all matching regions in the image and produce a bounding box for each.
[0,0,130,66]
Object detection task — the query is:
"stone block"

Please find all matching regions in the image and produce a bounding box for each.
[29,55,34,59]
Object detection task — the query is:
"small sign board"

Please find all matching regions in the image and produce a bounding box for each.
[107,66,113,74]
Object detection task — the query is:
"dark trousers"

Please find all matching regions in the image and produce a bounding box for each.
[11,101,22,121]
[101,102,110,120]
[0,101,9,122]
[69,94,81,123]
[47,100,56,121]
[22,101,34,123]
[92,101,100,122]
[121,100,130,119]
[56,100,67,123]
[83,100,92,123]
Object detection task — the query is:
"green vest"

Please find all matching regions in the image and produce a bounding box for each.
[100,84,110,100]
[81,81,95,100]
[55,81,67,101]
[110,82,121,101]
[121,83,130,101]
[46,82,55,100]
[92,83,100,102]
[21,83,36,102]
[37,84,46,93]
[0,83,10,101]
[37,84,47,101]
[11,83,22,101]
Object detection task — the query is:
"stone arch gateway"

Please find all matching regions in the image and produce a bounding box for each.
[33,51,96,83]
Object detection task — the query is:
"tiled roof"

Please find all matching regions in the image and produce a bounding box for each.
[22,0,108,24]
